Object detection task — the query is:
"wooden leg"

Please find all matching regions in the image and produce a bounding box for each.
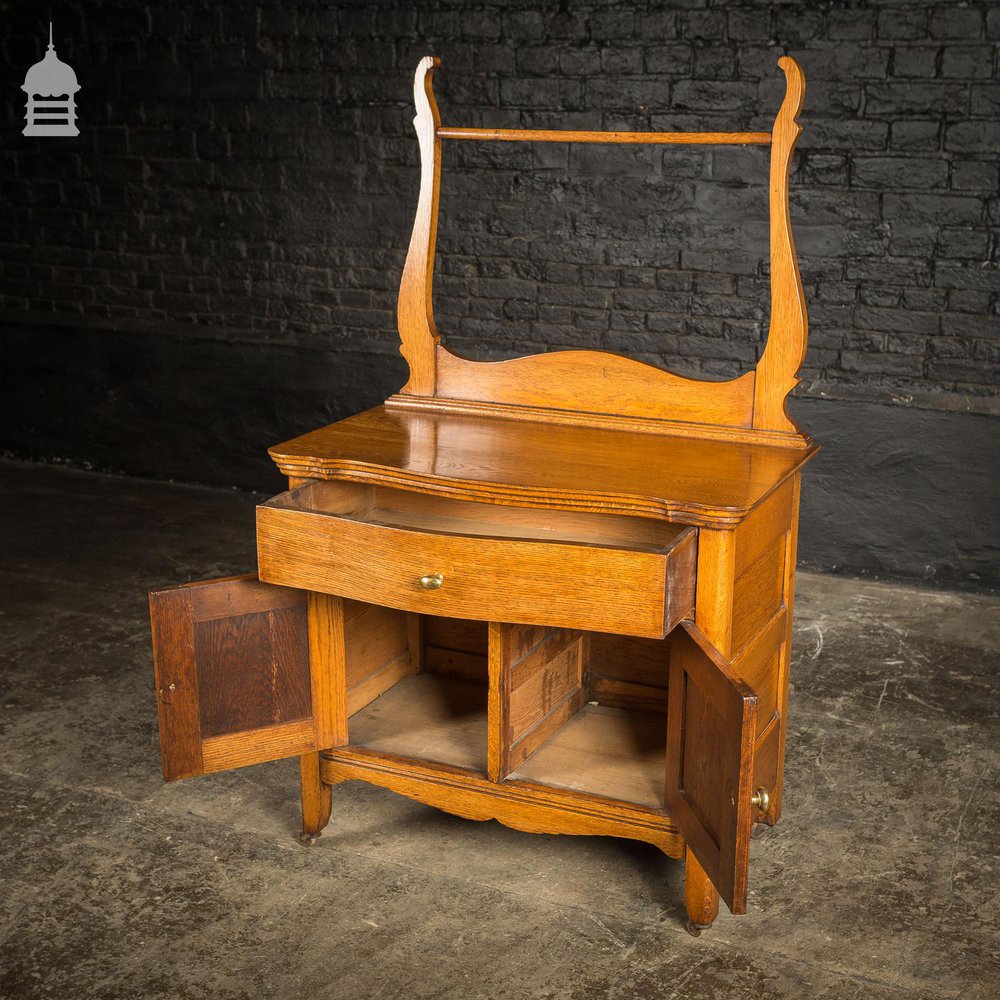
[684,852,719,936]
[298,752,332,846]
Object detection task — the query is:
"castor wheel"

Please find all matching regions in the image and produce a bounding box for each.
[685,920,711,937]
[298,831,321,847]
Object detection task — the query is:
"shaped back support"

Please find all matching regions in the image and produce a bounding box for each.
[392,56,809,448]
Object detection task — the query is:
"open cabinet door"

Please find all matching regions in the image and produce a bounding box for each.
[665,623,759,915]
[150,574,340,781]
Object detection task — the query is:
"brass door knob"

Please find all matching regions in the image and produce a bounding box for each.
[418,572,444,590]
[751,787,770,813]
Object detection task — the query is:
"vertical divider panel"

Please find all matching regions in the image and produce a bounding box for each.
[487,622,507,782]
[488,622,589,782]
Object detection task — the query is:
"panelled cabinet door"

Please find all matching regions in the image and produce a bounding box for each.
[150,574,337,781]
[665,622,759,915]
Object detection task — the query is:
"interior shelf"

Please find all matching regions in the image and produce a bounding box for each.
[349,672,488,773]
[508,704,667,810]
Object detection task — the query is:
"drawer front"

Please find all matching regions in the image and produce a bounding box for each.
[257,506,694,638]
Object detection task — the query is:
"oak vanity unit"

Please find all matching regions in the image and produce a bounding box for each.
[149,56,818,934]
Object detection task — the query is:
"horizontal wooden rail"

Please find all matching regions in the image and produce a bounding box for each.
[437,127,772,145]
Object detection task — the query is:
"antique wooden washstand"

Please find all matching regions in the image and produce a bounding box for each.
[150,55,817,933]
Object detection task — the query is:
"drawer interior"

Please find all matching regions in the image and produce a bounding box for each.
[268,479,685,553]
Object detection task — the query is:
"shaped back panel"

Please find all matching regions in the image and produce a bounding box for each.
[393,56,808,447]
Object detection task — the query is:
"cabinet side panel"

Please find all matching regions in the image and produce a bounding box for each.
[772,473,802,822]
[344,602,414,716]
[728,476,799,823]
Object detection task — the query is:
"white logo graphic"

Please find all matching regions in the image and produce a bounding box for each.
[22,23,80,137]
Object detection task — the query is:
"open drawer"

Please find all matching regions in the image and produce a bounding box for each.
[256,479,696,638]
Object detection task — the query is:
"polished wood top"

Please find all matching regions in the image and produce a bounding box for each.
[269,406,818,528]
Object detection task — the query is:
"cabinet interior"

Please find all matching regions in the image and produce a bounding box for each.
[345,602,671,810]
[348,612,490,772]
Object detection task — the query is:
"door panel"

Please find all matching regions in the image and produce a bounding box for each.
[195,600,310,737]
[150,574,336,781]
[665,623,758,914]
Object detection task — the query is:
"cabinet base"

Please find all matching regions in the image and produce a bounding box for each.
[319,746,684,857]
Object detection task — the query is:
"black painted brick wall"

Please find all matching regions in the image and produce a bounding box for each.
[1,0,998,402]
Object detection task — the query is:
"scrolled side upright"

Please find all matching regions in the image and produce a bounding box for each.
[397,55,443,396]
[753,56,808,438]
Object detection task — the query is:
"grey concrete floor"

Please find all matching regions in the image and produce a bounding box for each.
[0,459,997,999]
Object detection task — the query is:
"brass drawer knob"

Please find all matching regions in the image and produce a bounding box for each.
[418,572,444,590]
[751,787,770,813]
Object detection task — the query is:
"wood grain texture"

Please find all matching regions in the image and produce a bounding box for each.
[730,539,786,655]
[507,630,584,741]
[424,645,487,681]
[588,631,671,714]
[195,605,310,738]
[511,704,668,809]
[344,603,410,691]
[150,575,323,780]
[685,853,720,930]
[386,394,812,449]
[504,626,587,773]
[342,601,414,716]
[731,608,786,738]
[307,591,347,749]
[265,477,686,550]
[257,488,693,637]
[342,601,423,716]
[425,616,489,658]
[754,56,808,435]
[752,713,781,826]
[488,621,560,779]
[772,473,802,823]
[435,346,757,430]
[268,405,817,528]
[300,751,333,840]
[201,718,316,772]
[149,585,202,780]
[588,633,671,691]
[348,672,488,772]
[589,677,668,715]
[397,56,441,395]
[438,127,772,144]
[189,577,305,621]
[346,653,414,717]
[694,527,736,658]
[322,748,684,857]
[665,623,758,915]
[487,622,507,781]
[389,56,809,444]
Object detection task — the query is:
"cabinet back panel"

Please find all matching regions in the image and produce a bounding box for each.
[424,615,489,682]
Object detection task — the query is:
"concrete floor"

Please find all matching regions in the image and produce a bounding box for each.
[0,459,997,999]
